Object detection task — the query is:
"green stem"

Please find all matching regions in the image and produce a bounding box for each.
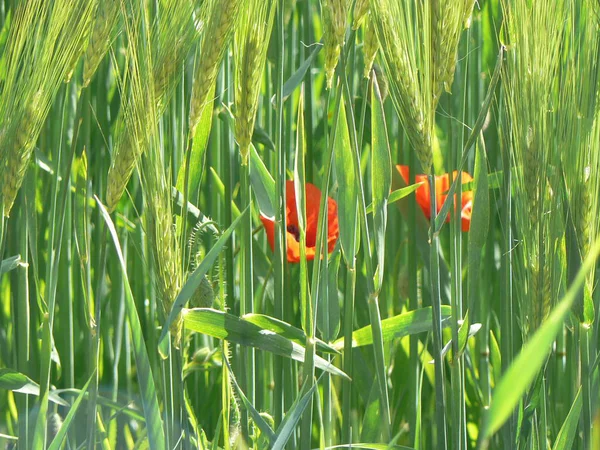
[429,174,448,450]
[273,0,286,426]
[340,33,391,440]
[342,265,356,444]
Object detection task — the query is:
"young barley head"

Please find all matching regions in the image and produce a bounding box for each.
[189,0,243,136]
[234,0,276,164]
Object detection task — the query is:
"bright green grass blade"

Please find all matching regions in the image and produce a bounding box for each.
[271,374,324,450]
[334,95,359,265]
[467,139,489,314]
[250,146,276,218]
[0,254,21,276]
[370,73,392,291]
[434,45,503,233]
[479,235,600,441]
[182,308,348,378]
[47,371,95,450]
[332,306,452,350]
[176,85,216,200]
[54,389,146,422]
[158,206,250,351]
[96,196,166,450]
[365,183,424,214]
[0,369,67,406]
[552,388,582,450]
[243,313,339,354]
[278,40,322,104]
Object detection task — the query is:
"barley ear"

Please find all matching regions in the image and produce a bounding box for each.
[189,0,243,136]
[234,0,275,164]
[83,0,120,87]
[322,0,348,89]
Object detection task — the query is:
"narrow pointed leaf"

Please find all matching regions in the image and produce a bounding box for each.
[333,306,453,350]
[96,196,166,450]
[370,73,392,290]
[182,308,349,378]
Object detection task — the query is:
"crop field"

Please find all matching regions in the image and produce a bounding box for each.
[0,0,600,449]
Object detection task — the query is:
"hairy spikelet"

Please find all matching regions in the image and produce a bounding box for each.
[431,1,475,103]
[530,264,551,331]
[363,17,378,78]
[83,0,120,87]
[117,0,184,342]
[353,0,369,30]
[234,0,275,163]
[322,0,348,89]
[370,0,431,172]
[189,0,243,135]
[106,0,197,212]
[0,0,97,216]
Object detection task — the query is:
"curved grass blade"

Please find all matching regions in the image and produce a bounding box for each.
[0,369,67,406]
[175,84,216,200]
[365,183,424,214]
[479,235,600,442]
[182,308,348,378]
[271,372,325,450]
[467,139,489,314]
[272,39,323,105]
[0,254,21,276]
[250,146,276,218]
[96,195,166,450]
[243,313,339,354]
[552,388,582,450]
[334,95,359,265]
[370,73,392,291]
[47,371,95,450]
[332,306,453,350]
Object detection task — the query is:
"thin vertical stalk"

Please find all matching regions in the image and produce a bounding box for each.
[342,264,356,444]
[273,0,286,427]
[240,160,255,442]
[302,0,314,183]
[429,173,448,450]
[340,32,391,440]
[408,143,419,447]
[580,322,592,450]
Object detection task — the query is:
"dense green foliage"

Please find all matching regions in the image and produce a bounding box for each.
[1,0,600,449]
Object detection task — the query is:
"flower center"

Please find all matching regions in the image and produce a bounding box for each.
[287,224,300,242]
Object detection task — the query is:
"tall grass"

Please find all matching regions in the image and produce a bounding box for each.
[1,1,600,449]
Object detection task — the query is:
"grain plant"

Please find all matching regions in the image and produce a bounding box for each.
[2,1,600,449]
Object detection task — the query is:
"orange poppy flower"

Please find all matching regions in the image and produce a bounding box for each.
[260,180,339,263]
[396,165,473,232]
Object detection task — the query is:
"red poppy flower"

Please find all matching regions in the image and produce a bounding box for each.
[260,180,339,263]
[396,165,473,232]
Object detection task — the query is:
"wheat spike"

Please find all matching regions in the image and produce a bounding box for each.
[363,17,378,78]
[322,0,348,89]
[370,0,431,172]
[106,0,197,212]
[353,0,369,30]
[0,0,96,217]
[189,0,243,135]
[83,0,120,87]
[234,0,275,164]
